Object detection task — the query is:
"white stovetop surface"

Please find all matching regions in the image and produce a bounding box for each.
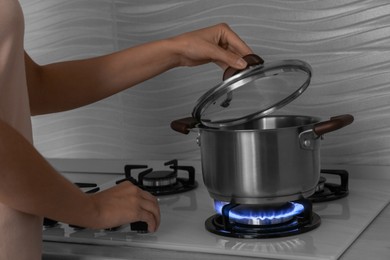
[44,159,390,260]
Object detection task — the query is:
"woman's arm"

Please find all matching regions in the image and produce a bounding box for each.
[0,118,160,231]
[25,23,252,115]
[14,23,251,232]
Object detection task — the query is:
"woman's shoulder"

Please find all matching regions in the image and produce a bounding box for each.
[0,0,24,35]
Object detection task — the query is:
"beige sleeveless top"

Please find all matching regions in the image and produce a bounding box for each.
[0,0,42,259]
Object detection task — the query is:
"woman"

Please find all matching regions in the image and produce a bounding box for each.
[0,0,253,259]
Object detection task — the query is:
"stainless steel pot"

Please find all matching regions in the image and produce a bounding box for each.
[171,54,354,204]
[196,114,353,204]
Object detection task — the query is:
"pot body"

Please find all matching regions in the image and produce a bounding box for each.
[198,115,321,205]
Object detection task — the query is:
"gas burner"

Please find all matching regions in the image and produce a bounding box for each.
[214,201,305,226]
[116,159,197,196]
[205,199,320,239]
[310,169,349,203]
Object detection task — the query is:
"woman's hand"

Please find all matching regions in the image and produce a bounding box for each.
[89,181,160,232]
[169,23,253,70]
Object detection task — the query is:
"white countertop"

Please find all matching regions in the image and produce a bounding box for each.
[340,201,390,260]
[42,203,390,260]
[42,159,390,260]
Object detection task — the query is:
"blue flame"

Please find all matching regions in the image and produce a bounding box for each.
[214,201,304,224]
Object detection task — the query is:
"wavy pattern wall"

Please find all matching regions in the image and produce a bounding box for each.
[20,0,390,166]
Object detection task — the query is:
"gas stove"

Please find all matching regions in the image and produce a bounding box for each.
[43,159,390,260]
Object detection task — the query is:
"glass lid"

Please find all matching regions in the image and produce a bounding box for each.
[192,58,312,128]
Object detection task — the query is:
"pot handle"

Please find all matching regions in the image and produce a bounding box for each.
[171,117,199,134]
[222,54,264,80]
[313,114,354,136]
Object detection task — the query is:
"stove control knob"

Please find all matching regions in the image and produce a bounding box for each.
[130,221,148,233]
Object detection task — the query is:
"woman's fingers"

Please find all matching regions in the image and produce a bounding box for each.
[139,188,160,230]
[170,23,255,70]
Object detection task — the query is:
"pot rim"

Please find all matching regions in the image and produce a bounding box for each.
[196,114,321,133]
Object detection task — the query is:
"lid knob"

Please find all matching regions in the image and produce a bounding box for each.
[222,54,264,81]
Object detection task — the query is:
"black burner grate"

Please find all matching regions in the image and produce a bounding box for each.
[310,169,349,203]
[116,159,197,196]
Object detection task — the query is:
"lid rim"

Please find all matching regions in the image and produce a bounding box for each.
[193,59,312,128]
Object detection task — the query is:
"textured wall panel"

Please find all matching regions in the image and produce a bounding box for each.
[20,0,390,165]
[21,0,126,158]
